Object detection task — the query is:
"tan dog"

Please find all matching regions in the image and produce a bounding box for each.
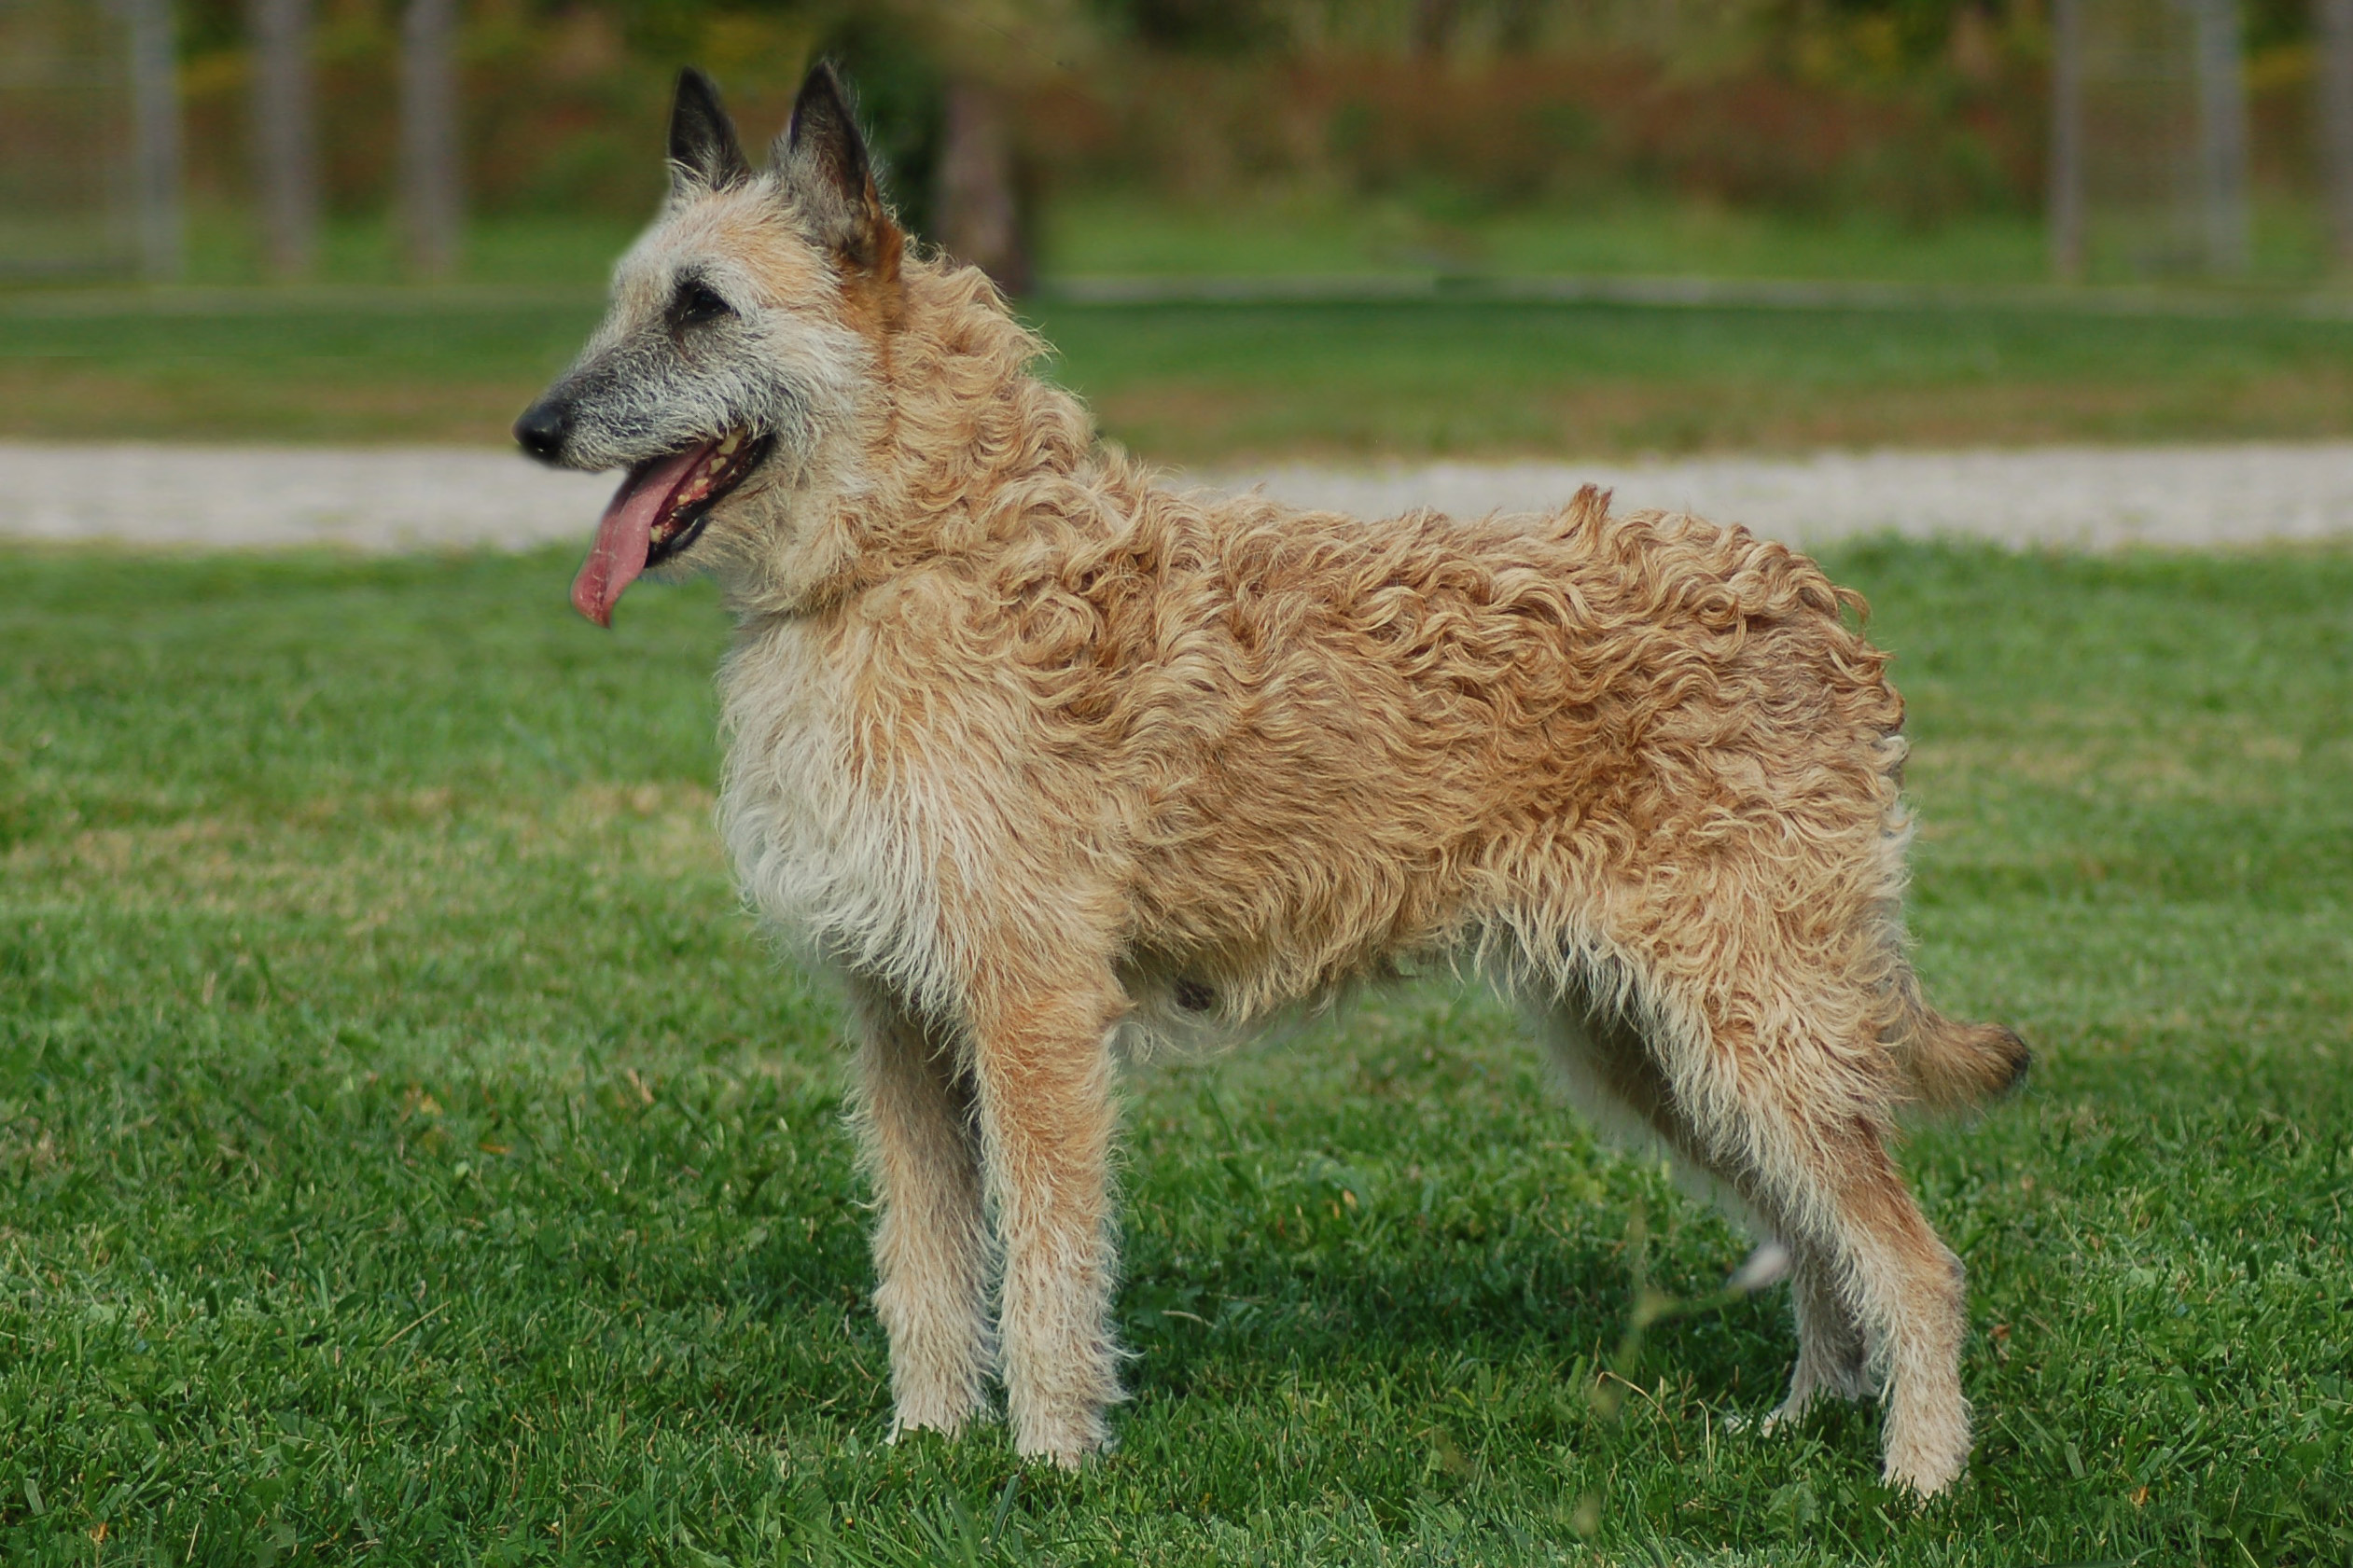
[515,63,2027,1497]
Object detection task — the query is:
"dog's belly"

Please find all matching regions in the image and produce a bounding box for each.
[1121,834,1469,1034]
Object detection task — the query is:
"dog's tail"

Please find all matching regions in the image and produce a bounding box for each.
[1896,1001,2031,1112]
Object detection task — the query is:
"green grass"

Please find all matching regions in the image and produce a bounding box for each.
[0,290,601,448]
[158,212,649,292]
[1037,193,2061,284]
[8,286,2353,460]
[1039,191,2344,289]
[124,197,2347,292]
[18,203,2081,292]
[1028,297,2353,460]
[2,542,2347,1564]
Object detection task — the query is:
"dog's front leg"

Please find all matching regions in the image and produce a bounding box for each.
[967,980,1125,1466]
[848,979,994,1440]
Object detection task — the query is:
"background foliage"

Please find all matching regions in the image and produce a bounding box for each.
[154,0,2338,248]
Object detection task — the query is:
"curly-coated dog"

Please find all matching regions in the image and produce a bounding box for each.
[514,63,2028,1497]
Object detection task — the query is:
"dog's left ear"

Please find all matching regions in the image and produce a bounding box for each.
[775,62,900,277]
[669,68,752,195]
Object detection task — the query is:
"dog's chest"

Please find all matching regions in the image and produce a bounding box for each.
[714,619,945,995]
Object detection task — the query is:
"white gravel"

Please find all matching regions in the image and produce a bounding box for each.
[1208,444,2353,550]
[5,439,2350,555]
[0,443,616,555]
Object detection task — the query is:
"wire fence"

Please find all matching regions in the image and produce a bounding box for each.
[0,0,142,278]
[0,1,2338,288]
[2090,0,2242,275]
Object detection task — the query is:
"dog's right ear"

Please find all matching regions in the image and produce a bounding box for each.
[774,62,900,277]
[668,67,751,196]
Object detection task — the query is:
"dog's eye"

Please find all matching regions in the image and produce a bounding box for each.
[674,280,733,326]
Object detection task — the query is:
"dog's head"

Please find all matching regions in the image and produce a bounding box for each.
[515,63,901,625]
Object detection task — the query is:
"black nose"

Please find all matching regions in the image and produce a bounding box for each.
[513,399,570,463]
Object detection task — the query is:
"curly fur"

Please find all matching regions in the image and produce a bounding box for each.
[521,64,2027,1498]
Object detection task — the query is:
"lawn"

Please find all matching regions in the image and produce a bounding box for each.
[1034,191,2343,291]
[97,199,2352,292]
[1,541,2346,1564]
[8,285,2353,462]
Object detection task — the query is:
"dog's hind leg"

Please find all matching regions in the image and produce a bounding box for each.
[1538,946,1969,1494]
[1752,1105,1969,1496]
[848,979,995,1439]
[1771,1243,1875,1420]
[1650,988,1970,1496]
[965,978,1126,1467]
[1536,992,1872,1414]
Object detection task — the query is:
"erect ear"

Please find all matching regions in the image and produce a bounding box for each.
[668,67,751,195]
[774,61,900,275]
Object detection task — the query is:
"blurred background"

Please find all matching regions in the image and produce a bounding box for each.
[7,0,2353,288]
[5,0,2353,463]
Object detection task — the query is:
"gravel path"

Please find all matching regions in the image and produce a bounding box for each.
[6,439,2351,555]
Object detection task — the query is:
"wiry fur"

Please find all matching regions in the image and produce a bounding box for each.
[521,64,2027,1498]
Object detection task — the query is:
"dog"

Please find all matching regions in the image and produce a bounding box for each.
[514,62,2028,1498]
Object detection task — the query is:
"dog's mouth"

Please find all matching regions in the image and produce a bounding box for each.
[571,430,773,626]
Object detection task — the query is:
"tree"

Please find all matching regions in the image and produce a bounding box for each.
[399,0,464,280]
[245,0,317,279]
[2189,0,2249,275]
[856,0,1089,295]
[122,0,185,281]
[937,81,1028,294]
[2323,0,2353,266]
[2049,0,2084,280]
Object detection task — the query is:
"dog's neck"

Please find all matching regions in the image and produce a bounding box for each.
[719,255,1106,619]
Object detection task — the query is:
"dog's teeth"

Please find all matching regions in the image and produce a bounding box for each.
[718,434,739,455]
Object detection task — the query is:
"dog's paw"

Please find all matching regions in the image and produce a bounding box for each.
[887,1393,987,1444]
[1882,1445,1964,1501]
[1012,1408,1111,1469]
[886,1417,963,1445]
[1022,1438,1098,1472]
[1881,1399,1970,1500]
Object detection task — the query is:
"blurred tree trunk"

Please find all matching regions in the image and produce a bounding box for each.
[123,0,184,281]
[399,0,463,281]
[2323,0,2353,267]
[2048,0,2083,281]
[245,0,317,279]
[2189,0,2249,276]
[1412,0,1462,57]
[938,80,1030,296]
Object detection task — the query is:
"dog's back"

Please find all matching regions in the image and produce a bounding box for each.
[828,468,1904,1021]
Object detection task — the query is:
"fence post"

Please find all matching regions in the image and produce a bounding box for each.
[2049,0,2084,281]
[2189,0,2249,275]
[246,0,317,280]
[2323,0,2353,269]
[399,0,462,281]
[123,0,184,282]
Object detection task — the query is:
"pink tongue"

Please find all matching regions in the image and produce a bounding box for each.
[570,445,710,627]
